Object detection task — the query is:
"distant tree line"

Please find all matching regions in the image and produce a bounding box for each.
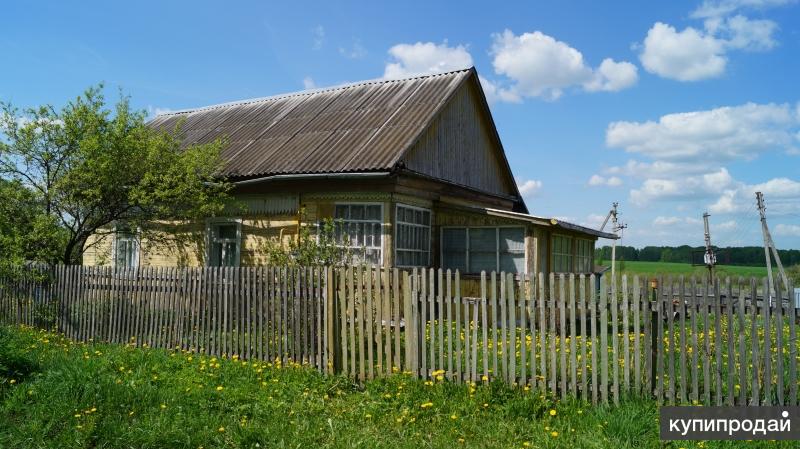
[596,245,800,267]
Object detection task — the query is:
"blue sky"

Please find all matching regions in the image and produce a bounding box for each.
[3,0,800,249]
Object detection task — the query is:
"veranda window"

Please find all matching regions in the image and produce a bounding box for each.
[395,204,431,267]
[552,235,573,273]
[575,238,593,273]
[441,227,525,274]
[334,203,383,265]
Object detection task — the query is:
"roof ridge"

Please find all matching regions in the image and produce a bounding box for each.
[155,67,475,117]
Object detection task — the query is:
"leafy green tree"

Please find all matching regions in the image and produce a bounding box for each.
[0,85,231,264]
[0,179,67,270]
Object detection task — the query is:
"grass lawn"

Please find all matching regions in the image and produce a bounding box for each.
[598,260,769,279]
[0,325,795,449]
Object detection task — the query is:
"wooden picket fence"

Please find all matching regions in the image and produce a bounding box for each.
[0,264,797,407]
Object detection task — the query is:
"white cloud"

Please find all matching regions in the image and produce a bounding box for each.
[383,41,472,79]
[709,177,800,213]
[302,76,317,89]
[653,216,683,226]
[717,15,778,51]
[630,168,735,205]
[640,1,786,81]
[639,22,726,81]
[584,58,639,92]
[606,102,799,163]
[588,174,623,187]
[774,223,800,236]
[312,25,325,50]
[691,0,794,19]
[479,76,521,104]
[489,30,637,100]
[517,179,543,196]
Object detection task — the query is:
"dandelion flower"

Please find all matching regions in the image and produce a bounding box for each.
[550,431,558,437]
[216,386,224,391]
[549,409,557,416]
[420,402,433,409]
[218,427,225,432]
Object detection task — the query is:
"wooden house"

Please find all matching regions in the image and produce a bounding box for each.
[84,68,615,282]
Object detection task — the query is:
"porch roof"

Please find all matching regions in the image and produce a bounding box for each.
[478,207,618,240]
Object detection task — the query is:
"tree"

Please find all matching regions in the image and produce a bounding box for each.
[0,179,66,270]
[0,85,231,264]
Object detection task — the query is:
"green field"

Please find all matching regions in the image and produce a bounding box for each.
[598,260,769,279]
[1,325,797,449]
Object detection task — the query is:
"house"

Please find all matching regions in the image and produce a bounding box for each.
[83,68,615,284]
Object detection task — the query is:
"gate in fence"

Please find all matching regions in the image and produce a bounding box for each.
[0,265,797,407]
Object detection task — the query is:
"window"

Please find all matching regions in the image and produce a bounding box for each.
[395,204,431,267]
[208,220,241,267]
[113,227,139,268]
[441,227,525,274]
[334,203,383,265]
[575,239,593,273]
[552,235,573,273]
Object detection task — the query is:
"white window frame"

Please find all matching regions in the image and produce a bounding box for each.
[111,225,140,268]
[440,226,527,274]
[394,203,431,267]
[206,218,242,267]
[333,202,384,265]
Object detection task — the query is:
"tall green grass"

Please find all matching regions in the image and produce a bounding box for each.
[0,325,795,448]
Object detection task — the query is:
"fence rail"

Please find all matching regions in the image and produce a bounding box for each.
[0,265,797,407]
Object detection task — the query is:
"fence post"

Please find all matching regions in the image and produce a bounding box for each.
[325,266,338,375]
[649,278,658,399]
[403,271,414,372]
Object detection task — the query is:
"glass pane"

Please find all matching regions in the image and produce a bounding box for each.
[350,205,365,220]
[499,228,524,251]
[442,228,466,251]
[500,253,524,273]
[217,224,237,240]
[222,242,237,266]
[469,251,496,273]
[366,205,381,221]
[334,205,348,219]
[469,228,496,252]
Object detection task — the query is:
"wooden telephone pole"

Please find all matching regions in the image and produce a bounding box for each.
[756,191,789,302]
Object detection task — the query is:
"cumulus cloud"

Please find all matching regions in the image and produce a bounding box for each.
[383,42,472,79]
[639,22,726,81]
[630,168,735,205]
[489,30,637,100]
[517,179,543,196]
[588,174,623,187]
[606,102,800,163]
[709,177,800,213]
[584,58,639,92]
[639,1,787,81]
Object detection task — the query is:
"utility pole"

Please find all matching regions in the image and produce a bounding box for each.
[600,202,627,282]
[702,212,717,283]
[756,192,789,302]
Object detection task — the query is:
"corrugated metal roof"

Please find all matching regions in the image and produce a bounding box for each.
[149,69,473,180]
